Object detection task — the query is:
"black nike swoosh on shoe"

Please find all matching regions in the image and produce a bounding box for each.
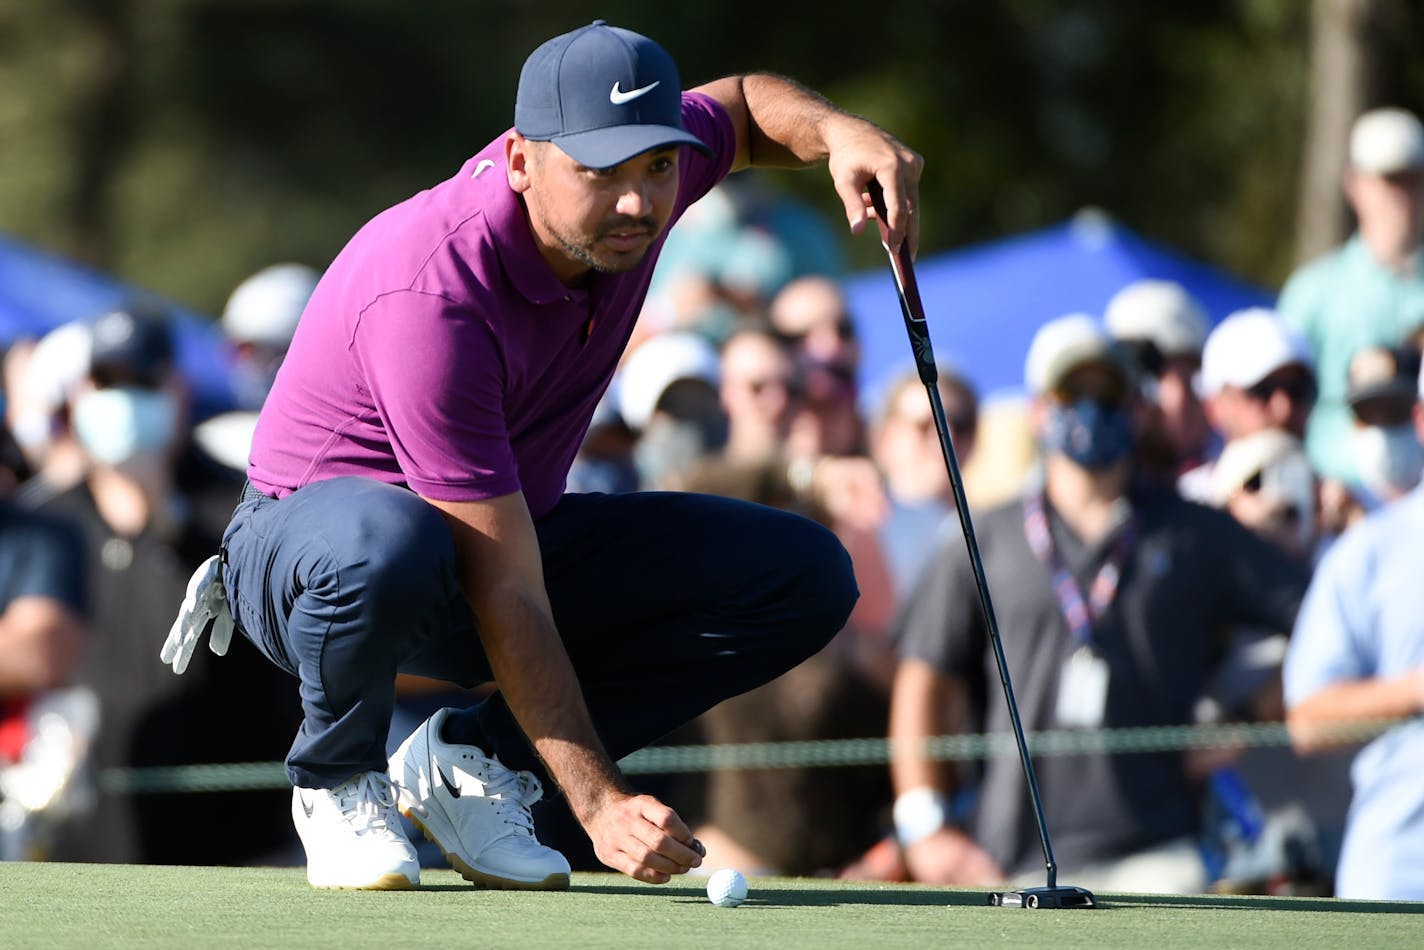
[437,766,461,799]
[300,791,315,818]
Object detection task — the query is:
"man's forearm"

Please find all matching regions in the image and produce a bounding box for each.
[889,658,959,795]
[1287,670,1424,753]
[0,598,84,696]
[477,586,629,822]
[738,73,844,168]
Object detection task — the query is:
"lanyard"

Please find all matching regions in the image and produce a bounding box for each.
[1022,492,1138,647]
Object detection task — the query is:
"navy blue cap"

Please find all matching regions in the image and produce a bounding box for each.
[514,20,711,169]
[88,303,175,389]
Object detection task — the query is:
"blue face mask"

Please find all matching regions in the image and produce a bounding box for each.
[72,387,178,466]
[1043,399,1134,470]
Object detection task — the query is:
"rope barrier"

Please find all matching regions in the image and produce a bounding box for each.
[95,716,1413,795]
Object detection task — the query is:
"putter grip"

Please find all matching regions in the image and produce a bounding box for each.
[865,180,936,383]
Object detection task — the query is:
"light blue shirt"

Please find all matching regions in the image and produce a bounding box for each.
[1278,236,1424,482]
[1284,485,1424,900]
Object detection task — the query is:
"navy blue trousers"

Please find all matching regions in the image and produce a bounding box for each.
[221,478,857,789]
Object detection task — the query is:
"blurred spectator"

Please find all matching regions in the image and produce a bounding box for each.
[640,178,819,349]
[34,304,299,865]
[769,276,860,368]
[1104,279,1212,480]
[869,367,978,602]
[565,393,639,495]
[4,322,93,504]
[0,417,91,860]
[771,276,866,464]
[719,326,801,467]
[614,331,726,489]
[192,263,320,474]
[1284,354,1424,900]
[1181,308,1316,502]
[1208,431,1318,566]
[1344,345,1424,510]
[1279,107,1424,486]
[889,314,1310,894]
[1202,429,1350,895]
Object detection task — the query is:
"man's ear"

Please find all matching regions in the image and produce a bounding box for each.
[506,133,533,193]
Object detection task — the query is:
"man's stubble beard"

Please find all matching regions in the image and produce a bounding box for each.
[535,209,660,275]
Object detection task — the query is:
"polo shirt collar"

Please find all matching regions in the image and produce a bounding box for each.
[476,152,585,306]
[1344,233,1424,278]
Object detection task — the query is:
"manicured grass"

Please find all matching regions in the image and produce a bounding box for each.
[3,864,1420,948]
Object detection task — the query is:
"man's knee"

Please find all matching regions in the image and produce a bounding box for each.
[782,514,860,646]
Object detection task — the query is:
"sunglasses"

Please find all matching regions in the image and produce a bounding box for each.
[778,316,856,346]
[905,413,975,439]
[746,376,803,399]
[1245,375,1316,404]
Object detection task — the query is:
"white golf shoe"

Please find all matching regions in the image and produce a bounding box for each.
[390,708,571,890]
[292,770,420,890]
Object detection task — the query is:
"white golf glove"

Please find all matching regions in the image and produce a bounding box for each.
[160,554,234,675]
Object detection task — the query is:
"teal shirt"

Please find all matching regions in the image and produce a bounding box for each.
[1277,236,1424,482]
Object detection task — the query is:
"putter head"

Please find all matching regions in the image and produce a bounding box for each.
[987,885,1096,910]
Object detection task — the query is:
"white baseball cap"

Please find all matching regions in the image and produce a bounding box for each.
[1349,108,1424,176]
[614,332,721,431]
[1103,279,1209,358]
[222,263,321,348]
[1200,308,1314,396]
[21,320,92,414]
[1024,313,1130,395]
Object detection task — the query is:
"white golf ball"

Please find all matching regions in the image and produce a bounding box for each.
[706,868,748,908]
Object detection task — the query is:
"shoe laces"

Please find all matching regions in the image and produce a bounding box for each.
[478,758,544,835]
[332,771,401,836]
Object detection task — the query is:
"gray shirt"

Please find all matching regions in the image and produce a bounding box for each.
[893,481,1309,876]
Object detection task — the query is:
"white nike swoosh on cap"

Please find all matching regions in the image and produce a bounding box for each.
[609,80,660,105]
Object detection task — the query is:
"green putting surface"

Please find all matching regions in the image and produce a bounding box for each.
[2,864,1420,948]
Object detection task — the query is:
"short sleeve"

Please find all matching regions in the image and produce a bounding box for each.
[891,527,985,677]
[5,510,87,615]
[1283,533,1371,709]
[351,290,521,502]
[676,93,738,207]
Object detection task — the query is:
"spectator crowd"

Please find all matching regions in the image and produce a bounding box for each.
[2,107,1423,901]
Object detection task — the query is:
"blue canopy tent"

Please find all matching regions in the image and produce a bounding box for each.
[0,232,237,420]
[843,210,1276,407]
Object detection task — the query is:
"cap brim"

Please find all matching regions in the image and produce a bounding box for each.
[552,125,712,169]
[1044,342,1133,394]
[1347,380,1417,408]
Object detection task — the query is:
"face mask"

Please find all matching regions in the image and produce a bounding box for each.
[1042,399,1134,470]
[72,387,178,466]
[1352,424,1424,500]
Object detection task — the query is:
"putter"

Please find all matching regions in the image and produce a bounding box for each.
[866,182,1095,911]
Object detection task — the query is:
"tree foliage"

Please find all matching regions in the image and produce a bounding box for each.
[1,1,1421,316]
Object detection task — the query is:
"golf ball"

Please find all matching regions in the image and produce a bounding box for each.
[706,868,748,908]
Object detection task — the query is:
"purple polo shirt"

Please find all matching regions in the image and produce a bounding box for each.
[248,93,735,519]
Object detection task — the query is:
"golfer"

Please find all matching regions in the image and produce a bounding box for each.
[164,20,920,891]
